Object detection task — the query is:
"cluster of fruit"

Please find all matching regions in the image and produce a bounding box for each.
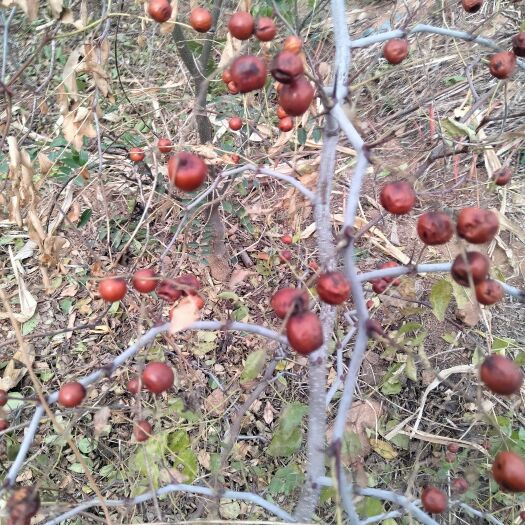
[378,180,505,305]
[270,271,351,354]
[382,27,524,81]
[129,143,209,193]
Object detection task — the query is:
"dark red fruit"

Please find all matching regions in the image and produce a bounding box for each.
[316,271,351,305]
[520,510,525,521]
[157,279,182,302]
[489,51,516,79]
[142,362,174,394]
[278,116,293,132]
[383,39,409,65]
[513,32,525,58]
[0,419,9,431]
[157,138,172,154]
[270,288,309,319]
[270,51,304,84]
[58,382,86,408]
[493,168,512,186]
[281,234,293,244]
[189,7,212,32]
[447,443,460,453]
[222,69,232,84]
[279,249,292,262]
[372,279,388,294]
[148,0,172,22]
[132,269,158,294]
[492,451,525,492]
[230,55,267,93]
[308,260,319,271]
[421,486,448,514]
[276,106,288,119]
[228,12,254,40]
[417,211,453,245]
[134,420,152,442]
[451,252,489,286]
[99,278,127,302]
[445,451,457,463]
[168,152,207,192]
[475,279,503,305]
[378,262,401,286]
[227,81,239,94]
[127,377,142,394]
[0,389,7,406]
[457,208,499,244]
[279,75,314,116]
[286,312,324,355]
[255,17,276,41]
[452,477,469,494]
[366,299,374,309]
[380,181,416,214]
[462,0,483,12]
[129,147,145,162]
[174,274,201,293]
[283,35,302,54]
[231,154,240,164]
[365,319,384,336]
[480,354,523,395]
[229,116,242,131]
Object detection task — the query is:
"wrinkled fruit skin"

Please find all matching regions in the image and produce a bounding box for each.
[379,262,401,285]
[227,81,239,94]
[189,7,212,32]
[168,152,207,191]
[270,288,309,318]
[132,268,158,293]
[0,419,9,431]
[462,0,483,12]
[270,51,304,84]
[316,271,351,305]
[447,442,460,453]
[475,279,503,305]
[277,106,288,119]
[512,32,525,58]
[286,312,324,355]
[493,167,512,186]
[492,451,525,492]
[7,485,40,522]
[417,211,453,245]
[451,251,489,286]
[134,420,152,442]
[372,279,388,294]
[228,12,254,40]
[452,477,469,494]
[480,354,523,395]
[58,382,86,408]
[456,207,499,244]
[157,279,182,302]
[283,35,302,54]
[229,116,242,131]
[142,362,174,394]
[147,0,172,23]
[279,76,314,116]
[157,138,172,154]
[230,55,267,93]
[489,51,517,79]
[281,234,293,244]
[421,486,448,514]
[383,39,409,65]
[380,180,416,214]
[278,116,293,132]
[365,319,384,337]
[255,17,276,41]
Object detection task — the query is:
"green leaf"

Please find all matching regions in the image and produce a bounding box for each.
[405,354,417,382]
[444,75,466,86]
[451,280,472,309]
[6,392,25,412]
[168,430,190,453]
[297,128,307,145]
[77,208,92,228]
[430,279,452,322]
[356,496,384,517]
[172,448,198,482]
[219,500,241,519]
[397,322,422,335]
[278,403,308,434]
[22,314,39,336]
[441,118,477,141]
[267,403,307,457]
[99,465,117,478]
[240,350,267,384]
[217,291,241,302]
[233,305,249,321]
[342,431,364,458]
[78,437,97,454]
[268,464,304,495]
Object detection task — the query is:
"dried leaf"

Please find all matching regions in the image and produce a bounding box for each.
[168,296,200,334]
[218,32,242,69]
[38,152,53,176]
[370,438,398,460]
[61,47,82,101]
[263,401,274,425]
[0,0,39,20]
[48,0,62,18]
[93,406,111,436]
[204,389,226,416]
